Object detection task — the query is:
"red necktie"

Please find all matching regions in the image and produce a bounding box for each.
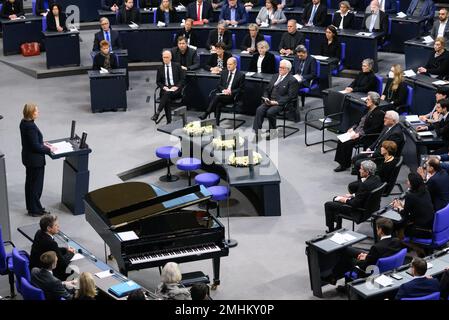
[197,3,201,21]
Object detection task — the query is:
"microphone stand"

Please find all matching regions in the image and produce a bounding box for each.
[225,172,238,248]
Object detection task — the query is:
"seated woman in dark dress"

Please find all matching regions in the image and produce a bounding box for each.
[240,23,265,54]
[204,42,232,74]
[343,58,378,93]
[392,172,435,239]
[46,4,67,32]
[381,64,408,113]
[93,40,119,70]
[155,0,177,24]
[320,25,341,59]
[418,37,449,80]
[249,40,276,74]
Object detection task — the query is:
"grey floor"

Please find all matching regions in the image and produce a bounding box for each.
[0,29,407,299]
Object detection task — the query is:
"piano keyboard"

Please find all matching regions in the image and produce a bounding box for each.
[128,243,221,265]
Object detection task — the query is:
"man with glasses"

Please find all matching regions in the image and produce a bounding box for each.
[252,59,299,140]
[93,17,122,51]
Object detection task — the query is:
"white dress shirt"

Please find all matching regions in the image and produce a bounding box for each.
[438,20,448,38]
[339,12,348,29]
[257,55,265,73]
[165,63,174,86]
[226,71,235,90]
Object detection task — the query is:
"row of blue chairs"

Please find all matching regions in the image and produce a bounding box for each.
[0,226,46,300]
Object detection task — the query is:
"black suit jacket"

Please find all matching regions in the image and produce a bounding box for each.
[240,33,264,51]
[346,174,383,209]
[29,230,74,281]
[370,123,404,154]
[357,237,403,270]
[424,50,449,79]
[156,62,186,89]
[46,12,68,32]
[320,40,341,59]
[264,73,300,107]
[170,47,200,70]
[332,12,355,29]
[355,107,385,146]
[278,31,305,51]
[205,51,232,71]
[35,0,56,15]
[19,120,51,168]
[102,0,123,11]
[92,52,119,70]
[217,69,245,98]
[186,1,214,21]
[206,29,232,50]
[1,0,25,18]
[382,79,408,110]
[349,71,378,93]
[249,52,276,74]
[293,55,316,86]
[93,29,122,51]
[155,8,177,24]
[302,3,327,27]
[431,115,449,141]
[175,29,198,47]
[427,169,449,211]
[395,277,441,300]
[402,188,435,231]
[117,6,141,24]
[31,268,73,300]
[362,10,388,34]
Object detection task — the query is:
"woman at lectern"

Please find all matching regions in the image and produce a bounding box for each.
[93,40,119,70]
[19,103,55,217]
[46,3,68,32]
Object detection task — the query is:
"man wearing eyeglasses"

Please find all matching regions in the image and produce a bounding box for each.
[93,17,122,51]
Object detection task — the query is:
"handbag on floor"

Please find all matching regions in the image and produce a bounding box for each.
[20,42,41,57]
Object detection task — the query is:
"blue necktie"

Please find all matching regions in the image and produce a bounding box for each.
[308,5,317,25]
[105,31,111,52]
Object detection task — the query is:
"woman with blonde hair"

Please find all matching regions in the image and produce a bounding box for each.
[156,0,177,24]
[20,103,55,217]
[381,64,408,113]
[156,262,191,300]
[75,272,97,300]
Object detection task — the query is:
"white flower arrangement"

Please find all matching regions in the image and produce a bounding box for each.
[212,136,245,150]
[228,151,262,167]
[183,121,213,136]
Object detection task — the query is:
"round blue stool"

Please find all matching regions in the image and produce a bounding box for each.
[156,146,181,182]
[176,157,201,186]
[195,173,220,187]
[207,186,230,218]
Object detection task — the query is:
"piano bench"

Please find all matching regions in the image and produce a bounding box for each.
[180,271,210,288]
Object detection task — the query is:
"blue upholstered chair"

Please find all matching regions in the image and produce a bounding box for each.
[375,74,383,95]
[402,292,440,300]
[21,277,45,300]
[274,54,281,71]
[155,146,181,182]
[263,34,272,49]
[231,33,236,50]
[0,226,16,297]
[195,173,220,187]
[402,85,413,115]
[11,248,31,295]
[305,38,310,52]
[176,157,201,186]
[207,185,230,217]
[331,42,346,76]
[233,54,241,71]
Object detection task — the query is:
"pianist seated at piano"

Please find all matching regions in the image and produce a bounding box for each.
[93,40,119,70]
[417,37,449,80]
[46,4,68,33]
[156,262,192,300]
[0,0,25,20]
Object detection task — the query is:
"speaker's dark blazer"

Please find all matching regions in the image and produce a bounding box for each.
[46,12,67,32]
[92,52,119,70]
[92,29,122,51]
[19,120,51,168]
[249,52,276,74]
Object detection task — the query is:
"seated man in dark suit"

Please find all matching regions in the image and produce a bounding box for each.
[152,50,185,124]
[30,215,75,281]
[46,3,67,32]
[279,19,305,56]
[334,91,385,172]
[186,0,214,24]
[31,251,75,300]
[325,160,383,232]
[102,0,123,12]
[93,40,119,70]
[332,1,355,30]
[292,45,316,89]
[199,57,245,124]
[219,0,247,26]
[252,59,299,140]
[1,0,24,19]
[170,36,200,71]
[93,17,122,51]
[117,0,141,24]
[302,0,327,27]
[175,18,198,47]
[206,22,232,51]
[351,110,404,174]
[431,8,449,40]
[329,218,403,284]
[416,98,449,142]
[362,0,388,35]
[395,257,440,300]
[418,158,449,211]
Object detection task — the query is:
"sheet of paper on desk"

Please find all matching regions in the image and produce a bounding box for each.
[405,115,420,122]
[329,232,347,245]
[404,69,416,77]
[117,231,139,241]
[422,36,434,43]
[157,21,166,27]
[129,23,139,29]
[189,45,197,50]
[241,50,249,54]
[70,253,84,262]
[356,32,373,36]
[95,270,113,279]
[432,80,449,85]
[375,274,394,287]
[417,131,433,137]
[311,55,329,60]
[260,22,269,28]
[296,23,303,29]
[51,141,74,155]
[360,96,368,101]
[339,90,347,94]
[396,11,407,18]
[246,72,255,76]
[100,67,109,74]
[427,262,433,269]
[338,132,352,143]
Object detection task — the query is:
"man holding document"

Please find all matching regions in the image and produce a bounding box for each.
[20,103,57,217]
[334,91,385,172]
[292,45,316,89]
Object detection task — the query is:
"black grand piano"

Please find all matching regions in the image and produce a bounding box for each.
[84,181,229,287]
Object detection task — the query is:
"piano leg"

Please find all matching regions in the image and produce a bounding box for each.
[211,257,221,290]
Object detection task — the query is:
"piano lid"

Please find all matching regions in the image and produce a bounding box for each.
[85,182,212,229]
